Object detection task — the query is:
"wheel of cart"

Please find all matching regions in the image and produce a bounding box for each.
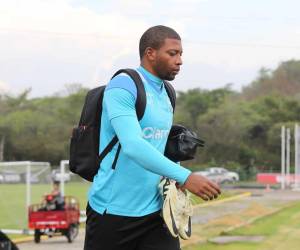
[28,195,80,243]
[64,223,79,243]
[34,229,41,243]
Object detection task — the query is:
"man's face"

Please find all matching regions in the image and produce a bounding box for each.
[152,38,183,81]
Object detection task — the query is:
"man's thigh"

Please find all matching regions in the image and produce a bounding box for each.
[137,213,181,250]
[84,203,180,250]
[84,203,137,250]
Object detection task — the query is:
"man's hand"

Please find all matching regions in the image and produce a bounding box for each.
[183,173,221,201]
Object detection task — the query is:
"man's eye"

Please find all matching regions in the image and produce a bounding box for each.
[168,51,176,56]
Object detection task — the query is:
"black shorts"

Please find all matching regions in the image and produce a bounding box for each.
[84,203,180,250]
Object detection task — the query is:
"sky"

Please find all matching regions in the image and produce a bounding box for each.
[0,0,300,97]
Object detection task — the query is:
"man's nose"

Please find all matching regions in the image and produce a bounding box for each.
[176,55,183,65]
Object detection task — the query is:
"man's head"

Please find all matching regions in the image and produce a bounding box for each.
[53,181,60,190]
[139,25,183,81]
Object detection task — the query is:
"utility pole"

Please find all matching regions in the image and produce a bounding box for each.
[295,124,300,189]
[0,135,4,162]
[286,128,290,187]
[281,126,286,190]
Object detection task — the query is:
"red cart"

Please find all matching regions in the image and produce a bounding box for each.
[28,195,80,243]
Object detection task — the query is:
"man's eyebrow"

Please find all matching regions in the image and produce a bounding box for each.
[167,49,183,53]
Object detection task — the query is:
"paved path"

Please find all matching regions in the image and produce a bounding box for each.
[18,229,85,250]
[18,189,300,250]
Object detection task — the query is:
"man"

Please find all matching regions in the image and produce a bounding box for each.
[84,25,221,250]
[42,181,64,211]
[50,181,65,210]
[50,180,61,197]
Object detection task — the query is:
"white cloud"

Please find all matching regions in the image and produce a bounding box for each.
[0,0,147,36]
[0,0,299,96]
[173,0,209,2]
[0,80,10,93]
[0,0,149,96]
[120,0,153,9]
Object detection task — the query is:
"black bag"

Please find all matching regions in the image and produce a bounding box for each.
[164,124,205,162]
[69,68,176,181]
[0,231,19,250]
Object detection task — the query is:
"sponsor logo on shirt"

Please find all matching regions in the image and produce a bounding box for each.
[142,127,170,140]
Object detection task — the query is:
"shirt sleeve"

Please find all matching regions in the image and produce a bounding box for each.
[106,74,137,99]
[103,88,191,184]
[104,88,136,120]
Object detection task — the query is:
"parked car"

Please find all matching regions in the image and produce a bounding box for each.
[195,167,239,184]
[51,169,71,182]
[1,171,21,183]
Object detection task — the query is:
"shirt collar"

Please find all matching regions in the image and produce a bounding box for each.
[137,66,163,88]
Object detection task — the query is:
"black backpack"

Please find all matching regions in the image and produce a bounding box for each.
[69,68,176,181]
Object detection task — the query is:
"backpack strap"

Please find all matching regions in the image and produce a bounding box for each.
[164,81,176,113]
[99,70,177,166]
[111,68,146,121]
[98,136,119,163]
[99,68,146,163]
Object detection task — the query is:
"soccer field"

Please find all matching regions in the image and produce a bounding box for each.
[0,181,233,230]
[0,182,90,229]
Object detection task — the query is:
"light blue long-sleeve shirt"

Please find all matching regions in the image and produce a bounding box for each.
[88,66,191,216]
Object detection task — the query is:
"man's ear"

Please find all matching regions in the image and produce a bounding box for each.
[145,47,156,62]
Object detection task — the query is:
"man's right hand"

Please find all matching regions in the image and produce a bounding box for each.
[183,173,221,201]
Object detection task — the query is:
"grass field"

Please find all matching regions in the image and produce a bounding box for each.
[183,201,300,250]
[0,182,235,230]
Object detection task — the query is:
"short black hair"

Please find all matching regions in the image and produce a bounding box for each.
[139,25,181,60]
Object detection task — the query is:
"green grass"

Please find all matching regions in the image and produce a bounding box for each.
[227,201,300,236]
[184,242,257,250]
[0,182,90,229]
[184,201,300,250]
[0,182,236,230]
[64,182,90,209]
[191,190,239,205]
